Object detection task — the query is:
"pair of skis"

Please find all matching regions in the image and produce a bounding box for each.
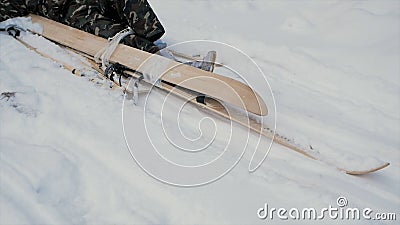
[6,14,389,175]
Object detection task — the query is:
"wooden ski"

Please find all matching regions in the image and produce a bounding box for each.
[156,83,390,175]
[17,17,389,175]
[29,14,268,116]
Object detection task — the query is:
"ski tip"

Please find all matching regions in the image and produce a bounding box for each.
[345,162,390,175]
[255,91,268,116]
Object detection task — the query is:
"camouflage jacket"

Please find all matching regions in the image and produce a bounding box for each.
[0,0,165,52]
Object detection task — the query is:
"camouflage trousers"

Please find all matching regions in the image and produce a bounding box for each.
[0,0,165,53]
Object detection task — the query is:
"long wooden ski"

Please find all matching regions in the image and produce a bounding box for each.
[29,14,268,116]
[156,83,390,175]
[14,19,389,175]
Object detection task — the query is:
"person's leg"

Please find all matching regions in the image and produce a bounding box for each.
[60,2,125,38]
[0,0,28,22]
[115,0,165,42]
[59,0,159,53]
[100,0,165,52]
[122,35,161,53]
[33,0,69,22]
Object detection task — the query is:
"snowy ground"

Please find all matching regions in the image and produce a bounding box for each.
[1,0,399,224]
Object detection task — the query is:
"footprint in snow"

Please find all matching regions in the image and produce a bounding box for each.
[0,91,39,117]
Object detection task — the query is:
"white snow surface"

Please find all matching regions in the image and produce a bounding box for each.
[1,0,399,224]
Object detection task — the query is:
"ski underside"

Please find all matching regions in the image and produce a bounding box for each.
[7,14,390,175]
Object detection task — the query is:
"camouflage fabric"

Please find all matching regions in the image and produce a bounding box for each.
[0,0,165,53]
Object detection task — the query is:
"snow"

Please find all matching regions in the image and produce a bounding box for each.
[1,0,399,224]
